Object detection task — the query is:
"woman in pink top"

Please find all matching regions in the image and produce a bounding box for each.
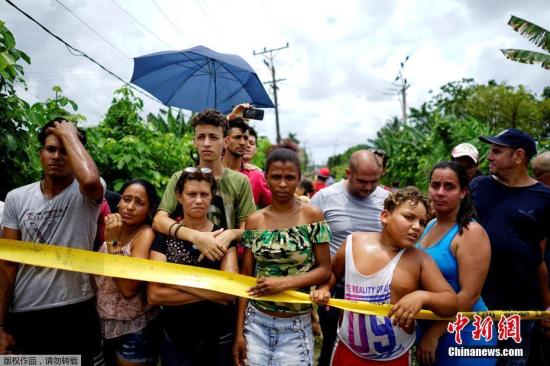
[95,179,159,366]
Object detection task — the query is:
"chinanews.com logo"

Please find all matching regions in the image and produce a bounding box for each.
[448,347,523,358]
[446,313,524,358]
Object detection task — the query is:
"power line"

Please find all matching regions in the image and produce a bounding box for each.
[254,43,290,144]
[110,0,173,49]
[193,0,225,41]
[4,0,164,105]
[53,0,132,60]
[394,56,411,124]
[151,0,188,44]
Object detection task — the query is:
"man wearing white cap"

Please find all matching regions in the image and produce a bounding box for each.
[451,142,482,182]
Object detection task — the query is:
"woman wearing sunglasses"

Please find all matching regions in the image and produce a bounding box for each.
[148,167,238,366]
[233,143,332,366]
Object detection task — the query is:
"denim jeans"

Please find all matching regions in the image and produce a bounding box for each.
[103,320,160,365]
[244,304,314,366]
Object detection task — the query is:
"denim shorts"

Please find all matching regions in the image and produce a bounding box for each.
[244,304,314,366]
[104,322,159,364]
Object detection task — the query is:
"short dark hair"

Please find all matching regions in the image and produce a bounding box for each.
[191,109,227,135]
[384,186,429,213]
[299,177,314,195]
[175,168,216,194]
[227,117,249,135]
[38,117,86,146]
[248,126,258,140]
[265,141,301,176]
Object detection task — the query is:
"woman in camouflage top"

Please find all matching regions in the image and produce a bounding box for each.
[233,143,332,366]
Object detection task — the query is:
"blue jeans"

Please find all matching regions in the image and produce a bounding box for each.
[103,320,160,365]
[496,320,536,366]
[244,304,314,366]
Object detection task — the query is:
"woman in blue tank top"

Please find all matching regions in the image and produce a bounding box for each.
[416,161,496,366]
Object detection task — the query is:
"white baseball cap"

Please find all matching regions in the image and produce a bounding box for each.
[451,143,479,164]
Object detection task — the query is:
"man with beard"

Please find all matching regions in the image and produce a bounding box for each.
[222,118,271,208]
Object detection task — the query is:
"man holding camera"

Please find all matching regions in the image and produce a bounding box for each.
[225,105,271,208]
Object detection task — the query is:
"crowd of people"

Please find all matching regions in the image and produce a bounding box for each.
[0,106,549,366]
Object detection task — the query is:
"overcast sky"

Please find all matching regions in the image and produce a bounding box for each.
[2,0,549,164]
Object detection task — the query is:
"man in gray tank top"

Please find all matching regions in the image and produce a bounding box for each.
[0,119,105,365]
[311,150,389,366]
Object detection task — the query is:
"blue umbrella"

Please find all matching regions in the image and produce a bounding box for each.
[130,45,275,113]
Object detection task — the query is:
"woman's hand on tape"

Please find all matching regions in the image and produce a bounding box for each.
[310,288,331,307]
[248,276,289,297]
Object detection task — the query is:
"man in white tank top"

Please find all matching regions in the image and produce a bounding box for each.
[311,187,458,365]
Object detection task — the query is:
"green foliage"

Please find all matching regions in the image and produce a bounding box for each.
[328,79,550,191]
[87,87,194,193]
[251,136,271,170]
[147,108,193,136]
[0,21,84,199]
[0,20,30,94]
[327,144,369,180]
[501,16,550,70]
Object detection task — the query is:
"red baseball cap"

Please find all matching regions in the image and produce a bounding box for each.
[319,167,330,177]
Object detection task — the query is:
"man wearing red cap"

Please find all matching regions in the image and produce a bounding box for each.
[470,128,550,366]
[313,167,331,195]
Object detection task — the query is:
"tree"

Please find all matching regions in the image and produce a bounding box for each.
[87,87,195,193]
[147,108,193,137]
[326,78,550,191]
[0,21,83,199]
[501,15,550,70]
[250,135,272,170]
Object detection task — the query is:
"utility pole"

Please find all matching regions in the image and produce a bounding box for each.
[386,56,411,124]
[254,43,289,143]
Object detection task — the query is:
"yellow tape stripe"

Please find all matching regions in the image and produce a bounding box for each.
[0,239,547,320]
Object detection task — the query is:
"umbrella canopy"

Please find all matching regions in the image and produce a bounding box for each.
[130,45,275,113]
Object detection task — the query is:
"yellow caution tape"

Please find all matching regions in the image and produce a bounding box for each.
[0,238,548,320]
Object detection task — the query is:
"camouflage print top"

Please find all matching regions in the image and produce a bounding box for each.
[242,220,331,314]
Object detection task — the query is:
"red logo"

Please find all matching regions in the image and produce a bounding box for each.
[472,315,494,341]
[497,314,522,344]
[447,313,470,344]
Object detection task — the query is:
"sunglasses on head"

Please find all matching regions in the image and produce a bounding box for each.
[183,166,212,179]
[369,148,387,158]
